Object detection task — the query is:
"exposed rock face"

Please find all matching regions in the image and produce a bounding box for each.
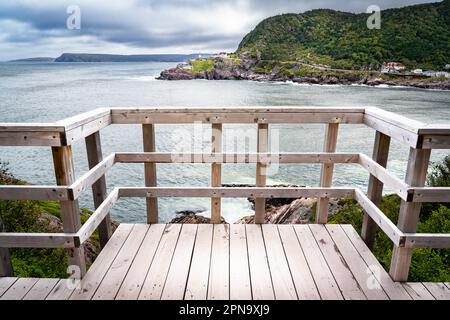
[167,184,345,225]
[37,209,119,265]
[158,58,450,90]
[170,213,227,224]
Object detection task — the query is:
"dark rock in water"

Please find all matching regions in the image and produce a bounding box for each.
[157,68,193,80]
[170,213,227,224]
[235,197,344,224]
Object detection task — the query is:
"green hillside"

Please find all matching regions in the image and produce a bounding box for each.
[237,0,450,70]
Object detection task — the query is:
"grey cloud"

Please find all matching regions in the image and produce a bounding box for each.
[0,0,442,60]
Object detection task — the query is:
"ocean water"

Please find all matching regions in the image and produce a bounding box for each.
[0,62,449,223]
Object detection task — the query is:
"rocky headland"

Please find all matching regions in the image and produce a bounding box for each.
[158,56,450,90]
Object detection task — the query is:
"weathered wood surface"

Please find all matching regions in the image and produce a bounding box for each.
[211,123,222,224]
[85,131,112,247]
[110,107,365,124]
[115,152,360,164]
[143,124,158,224]
[255,124,268,223]
[390,148,431,282]
[52,145,86,276]
[361,131,391,249]
[316,123,339,223]
[118,186,355,199]
[2,223,449,300]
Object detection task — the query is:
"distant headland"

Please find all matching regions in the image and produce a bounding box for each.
[8,53,211,63]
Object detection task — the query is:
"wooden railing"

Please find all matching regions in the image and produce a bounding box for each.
[0,107,449,282]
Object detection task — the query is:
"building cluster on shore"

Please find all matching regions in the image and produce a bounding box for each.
[381,62,450,78]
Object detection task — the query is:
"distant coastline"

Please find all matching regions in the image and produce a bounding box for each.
[8,53,211,63]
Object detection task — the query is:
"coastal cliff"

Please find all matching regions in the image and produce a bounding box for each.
[159,1,450,90]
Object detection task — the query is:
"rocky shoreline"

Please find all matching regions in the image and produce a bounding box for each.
[158,59,450,90]
[169,184,346,224]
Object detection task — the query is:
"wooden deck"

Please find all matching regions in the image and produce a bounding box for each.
[1,223,449,300]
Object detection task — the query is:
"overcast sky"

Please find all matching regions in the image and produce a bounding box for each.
[0,0,440,60]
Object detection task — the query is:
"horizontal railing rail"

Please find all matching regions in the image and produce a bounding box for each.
[1,106,450,281]
[1,152,447,203]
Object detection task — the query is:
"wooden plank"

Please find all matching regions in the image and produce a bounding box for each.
[245,224,274,300]
[422,282,450,300]
[77,188,119,244]
[358,153,408,200]
[277,225,320,300]
[261,225,297,300]
[23,278,59,300]
[341,224,411,300]
[57,108,110,130]
[362,131,391,250]
[0,278,39,300]
[363,114,419,148]
[119,187,355,199]
[0,131,63,147]
[229,224,252,300]
[0,277,17,297]
[316,123,339,223]
[161,224,198,300]
[402,283,435,300]
[143,124,158,224]
[110,107,365,124]
[70,223,133,300]
[326,225,388,300]
[93,224,149,300]
[139,224,182,300]
[211,123,222,223]
[116,224,165,300]
[0,232,76,248]
[390,148,431,282]
[421,134,450,149]
[113,112,364,125]
[0,185,70,201]
[0,216,13,276]
[111,106,365,114]
[364,107,423,134]
[115,152,360,164]
[46,279,75,300]
[207,224,230,300]
[255,124,268,224]
[409,187,450,203]
[70,151,115,200]
[64,113,112,145]
[309,224,366,300]
[404,233,450,248]
[184,224,214,300]
[354,189,403,246]
[52,145,86,276]
[293,225,342,300]
[57,108,111,145]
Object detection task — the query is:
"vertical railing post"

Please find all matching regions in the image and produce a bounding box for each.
[0,217,13,276]
[255,123,268,224]
[389,147,431,282]
[52,146,86,276]
[211,123,222,224]
[143,124,158,224]
[316,123,339,224]
[361,131,391,249]
[85,131,112,248]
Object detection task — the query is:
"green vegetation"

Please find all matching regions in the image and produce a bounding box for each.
[323,155,450,282]
[238,0,450,72]
[191,59,215,73]
[0,162,97,278]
